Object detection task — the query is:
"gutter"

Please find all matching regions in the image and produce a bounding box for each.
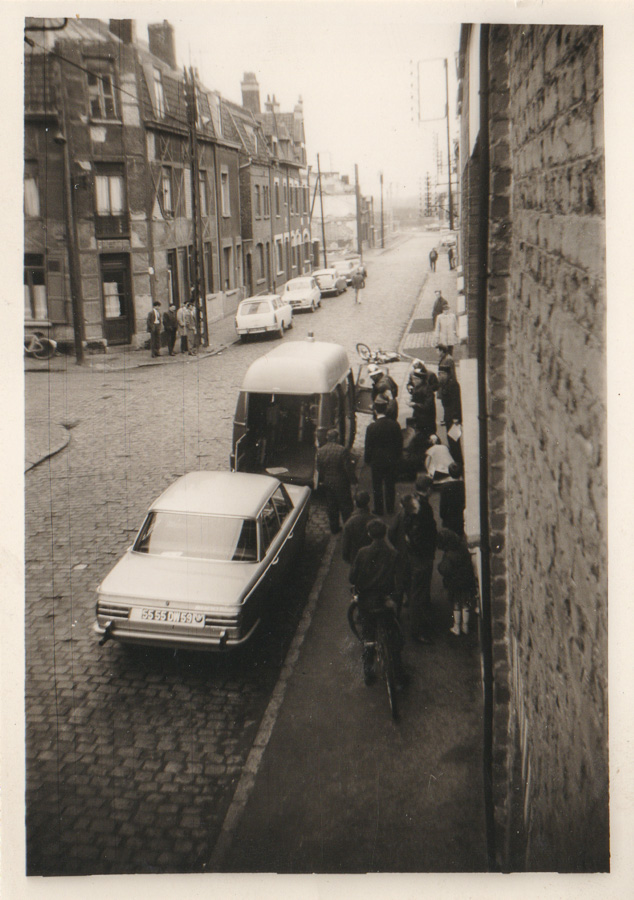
[476,23,497,872]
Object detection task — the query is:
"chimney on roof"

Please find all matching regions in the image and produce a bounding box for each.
[241,72,261,115]
[264,94,280,115]
[109,19,136,44]
[148,20,177,70]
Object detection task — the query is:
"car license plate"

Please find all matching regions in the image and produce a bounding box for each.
[130,608,205,627]
[248,327,266,333]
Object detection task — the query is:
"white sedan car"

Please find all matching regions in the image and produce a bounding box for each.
[94,471,311,651]
[283,276,322,312]
[313,268,347,296]
[235,294,293,341]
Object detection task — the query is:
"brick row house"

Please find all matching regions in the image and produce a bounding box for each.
[457,25,607,871]
[24,18,310,351]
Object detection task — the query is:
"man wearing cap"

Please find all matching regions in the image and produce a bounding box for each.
[316,428,357,534]
[147,300,162,357]
[368,364,398,403]
[364,395,403,516]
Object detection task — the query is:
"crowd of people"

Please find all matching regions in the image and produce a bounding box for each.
[316,327,477,688]
[146,299,199,358]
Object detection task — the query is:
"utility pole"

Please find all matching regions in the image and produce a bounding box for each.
[317,154,327,268]
[444,58,454,231]
[56,58,84,364]
[185,67,208,346]
[354,164,362,258]
[380,171,384,249]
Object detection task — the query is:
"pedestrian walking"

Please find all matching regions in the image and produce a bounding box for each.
[437,364,463,472]
[431,290,445,328]
[388,477,437,643]
[146,300,162,357]
[434,299,459,353]
[316,428,357,534]
[342,491,373,564]
[429,248,438,272]
[437,528,477,635]
[349,518,408,687]
[185,301,198,355]
[176,304,189,354]
[364,395,403,516]
[447,246,456,270]
[162,304,178,356]
[351,268,365,304]
[439,463,466,538]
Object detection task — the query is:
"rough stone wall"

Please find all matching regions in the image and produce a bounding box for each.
[490,25,608,871]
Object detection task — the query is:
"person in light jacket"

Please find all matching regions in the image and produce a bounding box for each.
[433,299,459,352]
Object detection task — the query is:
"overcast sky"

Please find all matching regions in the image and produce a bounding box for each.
[131,2,461,203]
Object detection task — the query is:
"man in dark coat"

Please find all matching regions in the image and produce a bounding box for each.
[431,290,446,329]
[146,300,162,357]
[162,304,178,356]
[342,491,373,564]
[438,364,463,472]
[439,463,466,537]
[364,396,403,515]
[389,475,437,642]
[349,518,407,686]
[316,428,357,534]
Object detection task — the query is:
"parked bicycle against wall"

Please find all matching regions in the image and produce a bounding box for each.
[348,592,405,721]
[24,332,57,360]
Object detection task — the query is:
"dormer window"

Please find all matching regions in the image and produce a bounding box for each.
[153,68,166,117]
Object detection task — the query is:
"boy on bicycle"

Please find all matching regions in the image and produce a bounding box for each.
[349,519,408,687]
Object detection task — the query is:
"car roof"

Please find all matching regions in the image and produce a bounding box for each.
[240,340,351,394]
[239,294,281,305]
[285,276,313,286]
[150,471,279,517]
[313,269,336,275]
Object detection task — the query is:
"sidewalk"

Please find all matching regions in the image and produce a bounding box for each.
[214,492,487,873]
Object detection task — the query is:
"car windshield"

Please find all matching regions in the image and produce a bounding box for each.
[240,301,271,315]
[133,512,258,562]
[286,279,311,291]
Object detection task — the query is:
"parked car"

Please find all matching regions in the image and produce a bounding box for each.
[440,231,457,248]
[94,471,311,651]
[331,259,358,285]
[342,253,367,278]
[312,268,347,296]
[235,294,292,341]
[283,276,322,312]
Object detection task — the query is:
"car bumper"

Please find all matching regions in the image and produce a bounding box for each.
[93,616,261,651]
[236,324,280,334]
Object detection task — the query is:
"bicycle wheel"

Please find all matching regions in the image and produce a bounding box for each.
[33,338,56,360]
[377,625,399,720]
[24,333,43,357]
[356,342,372,361]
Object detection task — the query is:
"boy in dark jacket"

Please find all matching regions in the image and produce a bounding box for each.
[437,528,477,635]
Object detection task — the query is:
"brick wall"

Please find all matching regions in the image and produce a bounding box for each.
[486,25,607,870]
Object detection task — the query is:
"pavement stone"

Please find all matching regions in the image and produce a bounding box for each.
[24,231,483,875]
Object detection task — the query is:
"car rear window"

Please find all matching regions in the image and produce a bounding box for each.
[240,301,271,315]
[286,279,311,291]
[134,512,258,561]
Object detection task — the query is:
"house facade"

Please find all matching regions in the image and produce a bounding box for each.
[24,20,308,352]
[458,25,607,871]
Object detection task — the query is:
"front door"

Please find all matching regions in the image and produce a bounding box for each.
[100,254,133,345]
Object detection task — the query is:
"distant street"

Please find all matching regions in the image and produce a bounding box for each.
[25,230,442,875]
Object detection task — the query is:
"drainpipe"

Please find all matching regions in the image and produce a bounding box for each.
[476,23,496,871]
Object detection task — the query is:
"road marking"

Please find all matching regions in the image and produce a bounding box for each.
[208,533,337,870]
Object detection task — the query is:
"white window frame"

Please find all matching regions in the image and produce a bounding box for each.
[153,68,166,118]
[95,171,125,215]
[24,175,40,217]
[161,167,173,216]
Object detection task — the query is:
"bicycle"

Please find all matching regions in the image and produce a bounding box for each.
[24,331,57,360]
[355,342,404,365]
[348,593,403,720]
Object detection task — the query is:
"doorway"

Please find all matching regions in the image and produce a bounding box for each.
[100,253,133,345]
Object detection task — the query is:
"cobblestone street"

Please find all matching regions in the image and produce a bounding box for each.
[25,231,439,874]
